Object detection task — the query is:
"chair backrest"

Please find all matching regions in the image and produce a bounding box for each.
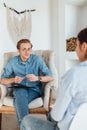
[3,50,58,90]
[69,102,87,130]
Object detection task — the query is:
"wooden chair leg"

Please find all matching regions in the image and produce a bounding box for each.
[0,113,2,130]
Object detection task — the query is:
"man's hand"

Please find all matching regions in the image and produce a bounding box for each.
[26,74,38,82]
[14,76,24,83]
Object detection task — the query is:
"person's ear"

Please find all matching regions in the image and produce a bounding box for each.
[82,42,87,51]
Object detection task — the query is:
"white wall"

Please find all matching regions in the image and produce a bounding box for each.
[56,0,66,78]
[65,5,80,39]
[0,0,51,50]
[0,0,54,72]
[78,6,87,30]
[65,4,87,39]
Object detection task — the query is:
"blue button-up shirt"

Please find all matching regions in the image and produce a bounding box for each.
[1,54,52,94]
[51,60,87,130]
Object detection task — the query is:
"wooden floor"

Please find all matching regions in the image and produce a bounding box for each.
[1,114,46,130]
[1,114,19,130]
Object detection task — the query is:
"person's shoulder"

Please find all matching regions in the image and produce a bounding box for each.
[72,61,87,75]
[61,66,78,83]
[62,68,74,78]
[62,63,83,81]
[31,54,38,58]
[31,54,42,61]
[8,55,19,63]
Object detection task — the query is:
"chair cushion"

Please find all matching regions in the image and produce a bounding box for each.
[29,97,43,109]
[3,97,13,107]
[0,99,3,107]
[3,96,43,109]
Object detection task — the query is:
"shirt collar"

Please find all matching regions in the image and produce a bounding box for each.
[18,55,32,64]
[79,60,87,66]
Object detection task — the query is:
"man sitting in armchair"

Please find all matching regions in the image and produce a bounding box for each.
[0,39,53,128]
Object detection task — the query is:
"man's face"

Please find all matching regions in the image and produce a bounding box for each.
[75,39,87,62]
[18,42,32,62]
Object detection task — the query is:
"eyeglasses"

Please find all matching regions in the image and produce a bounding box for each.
[21,48,32,52]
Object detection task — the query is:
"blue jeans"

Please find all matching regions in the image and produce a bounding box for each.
[20,115,59,130]
[13,88,41,126]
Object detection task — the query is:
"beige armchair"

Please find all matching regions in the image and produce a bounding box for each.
[0,50,58,129]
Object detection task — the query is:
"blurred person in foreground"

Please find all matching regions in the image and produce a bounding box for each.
[20,28,87,130]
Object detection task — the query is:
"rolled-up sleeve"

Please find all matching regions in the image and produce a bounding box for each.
[1,61,13,79]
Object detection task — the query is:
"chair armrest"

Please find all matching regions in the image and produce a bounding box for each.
[0,84,8,106]
[43,82,53,111]
[48,51,58,90]
[45,81,56,90]
[0,84,7,98]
